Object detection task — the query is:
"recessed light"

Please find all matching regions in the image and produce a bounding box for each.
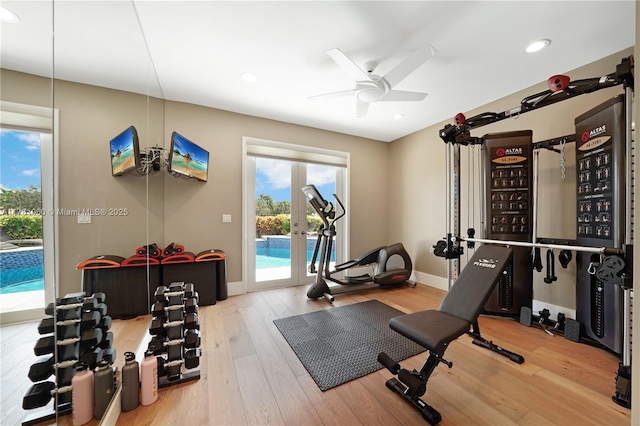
[393,114,405,120]
[241,72,257,83]
[0,6,20,23]
[524,39,550,54]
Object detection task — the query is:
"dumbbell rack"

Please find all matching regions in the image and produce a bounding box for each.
[149,282,202,388]
[22,292,115,426]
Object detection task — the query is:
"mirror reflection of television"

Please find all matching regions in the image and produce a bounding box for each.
[110,126,140,176]
[168,132,209,182]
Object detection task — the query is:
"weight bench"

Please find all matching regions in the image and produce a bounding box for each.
[378,244,524,425]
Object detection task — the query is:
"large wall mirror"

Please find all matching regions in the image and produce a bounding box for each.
[1,1,163,423]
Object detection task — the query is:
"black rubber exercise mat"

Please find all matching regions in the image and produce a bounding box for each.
[273,299,425,391]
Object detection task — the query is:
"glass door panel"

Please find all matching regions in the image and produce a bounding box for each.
[303,164,339,279]
[255,157,293,285]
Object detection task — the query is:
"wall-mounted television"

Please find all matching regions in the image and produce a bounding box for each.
[110,126,140,176]
[168,132,209,182]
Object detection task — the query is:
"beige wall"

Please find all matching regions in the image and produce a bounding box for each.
[162,100,390,285]
[1,70,166,297]
[389,47,633,311]
[1,69,390,296]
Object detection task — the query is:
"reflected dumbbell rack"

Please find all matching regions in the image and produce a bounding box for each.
[148,282,202,387]
[22,292,115,426]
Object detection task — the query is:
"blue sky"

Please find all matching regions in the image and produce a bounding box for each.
[256,158,336,202]
[0,129,41,190]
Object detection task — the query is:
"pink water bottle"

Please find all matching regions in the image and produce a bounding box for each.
[140,350,158,405]
[71,361,93,426]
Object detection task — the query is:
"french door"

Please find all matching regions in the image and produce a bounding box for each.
[246,154,346,292]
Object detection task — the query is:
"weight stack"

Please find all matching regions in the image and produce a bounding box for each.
[482,130,534,316]
[148,282,201,387]
[575,95,627,355]
[22,292,115,423]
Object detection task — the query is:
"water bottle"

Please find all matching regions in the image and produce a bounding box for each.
[140,350,158,405]
[71,361,93,426]
[93,359,114,420]
[121,351,140,412]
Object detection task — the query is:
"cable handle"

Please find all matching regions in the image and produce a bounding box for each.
[544,249,557,284]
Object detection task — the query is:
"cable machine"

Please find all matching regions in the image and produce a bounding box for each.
[433,55,634,407]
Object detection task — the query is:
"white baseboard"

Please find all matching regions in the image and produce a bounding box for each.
[412,271,449,291]
[227,281,245,297]
[0,308,46,325]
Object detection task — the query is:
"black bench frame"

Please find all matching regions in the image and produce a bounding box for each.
[378,245,524,424]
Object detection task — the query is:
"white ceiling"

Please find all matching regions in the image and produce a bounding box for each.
[1,1,635,142]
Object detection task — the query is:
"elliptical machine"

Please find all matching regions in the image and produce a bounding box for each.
[302,184,414,302]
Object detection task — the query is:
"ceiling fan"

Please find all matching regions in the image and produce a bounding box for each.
[310,44,436,118]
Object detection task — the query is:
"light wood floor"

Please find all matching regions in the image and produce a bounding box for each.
[2,283,631,425]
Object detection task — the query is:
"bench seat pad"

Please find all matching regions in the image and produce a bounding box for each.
[390,310,470,356]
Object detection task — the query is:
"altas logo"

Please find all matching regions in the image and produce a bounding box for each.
[505,147,523,155]
[495,147,522,157]
[582,124,607,142]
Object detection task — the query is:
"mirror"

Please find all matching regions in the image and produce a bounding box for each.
[0,0,163,423]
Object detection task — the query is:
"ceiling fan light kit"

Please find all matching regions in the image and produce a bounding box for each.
[310,44,435,118]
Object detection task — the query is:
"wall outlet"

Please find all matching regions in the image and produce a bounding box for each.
[222,214,232,223]
[78,213,91,224]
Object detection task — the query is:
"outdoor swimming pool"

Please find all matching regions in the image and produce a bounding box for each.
[0,248,45,294]
[256,237,335,269]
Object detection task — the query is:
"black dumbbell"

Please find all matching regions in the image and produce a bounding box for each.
[37,318,79,340]
[28,357,76,384]
[157,350,200,380]
[45,294,99,313]
[22,382,72,410]
[148,313,199,337]
[154,283,196,303]
[184,348,201,369]
[79,346,116,370]
[96,315,112,336]
[44,296,105,321]
[148,330,201,355]
[156,355,166,377]
[38,311,102,337]
[34,328,103,358]
[98,331,113,349]
[159,358,182,379]
[167,343,182,361]
[151,298,198,319]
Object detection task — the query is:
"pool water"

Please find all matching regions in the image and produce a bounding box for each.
[256,247,335,269]
[0,278,44,294]
[1,248,45,294]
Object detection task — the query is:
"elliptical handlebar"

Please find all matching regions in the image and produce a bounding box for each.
[332,193,346,224]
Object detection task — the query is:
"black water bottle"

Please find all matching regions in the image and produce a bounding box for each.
[121,351,140,412]
[94,359,114,420]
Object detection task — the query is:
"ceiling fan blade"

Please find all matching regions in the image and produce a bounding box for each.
[379,90,428,102]
[308,89,359,100]
[356,99,370,118]
[382,44,435,88]
[327,48,373,82]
